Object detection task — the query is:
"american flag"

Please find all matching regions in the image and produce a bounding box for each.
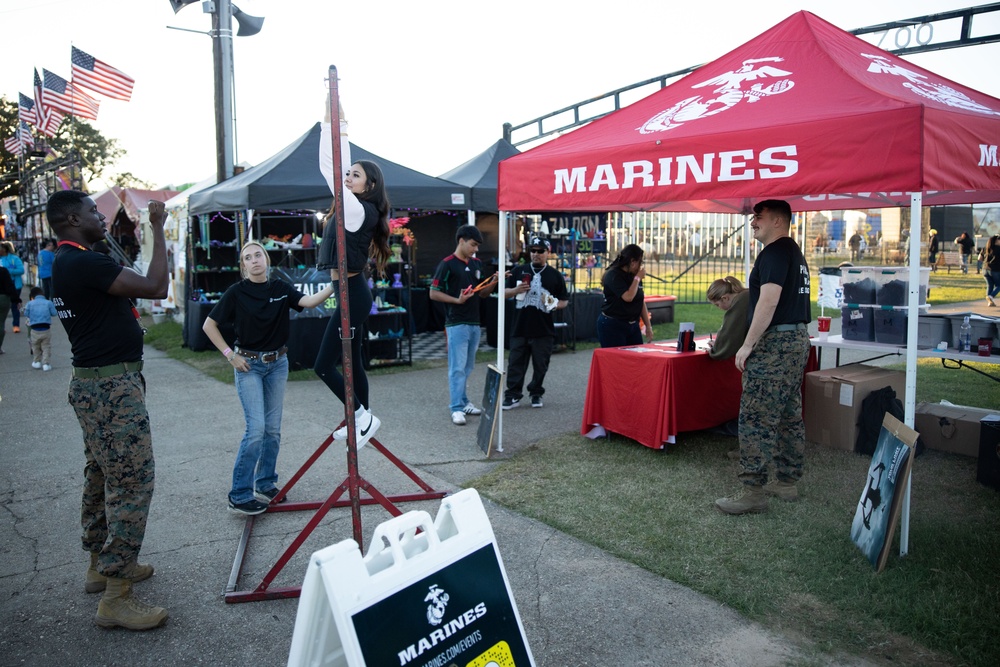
[71,47,135,102]
[4,120,34,155]
[18,93,37,126]
[42,69,100,121]
[34,69,66,138]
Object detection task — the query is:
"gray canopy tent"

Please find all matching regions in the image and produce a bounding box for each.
[439,138,520,213]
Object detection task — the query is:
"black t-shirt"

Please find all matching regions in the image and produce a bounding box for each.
[601,266,644,321]
[431,254,485,326]
[208,279,305,351]
[52,245,142,367]
[507,263,568,337]
[748,236,811,327]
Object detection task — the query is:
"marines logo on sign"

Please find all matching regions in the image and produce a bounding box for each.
[639,57,795,134]
[863,53,1000,116]
[424,584,450,626]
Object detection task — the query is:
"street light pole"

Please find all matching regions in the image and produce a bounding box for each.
[212,0,235,183]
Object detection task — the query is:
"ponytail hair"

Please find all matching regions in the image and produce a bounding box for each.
[706,276,745,302]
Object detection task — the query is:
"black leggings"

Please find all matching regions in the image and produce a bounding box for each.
[314,273,373,410]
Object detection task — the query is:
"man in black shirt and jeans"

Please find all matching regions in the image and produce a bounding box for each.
[48,190,169,630]
[502,237,568,409]
[717,199,811,515]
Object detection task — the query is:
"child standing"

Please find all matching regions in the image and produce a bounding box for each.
[24,286,57,371]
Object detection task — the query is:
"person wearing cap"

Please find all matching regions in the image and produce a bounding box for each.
[928,229,940,271]
[46,190,169,630]
[429,225,498,425]
[502,236,568,410]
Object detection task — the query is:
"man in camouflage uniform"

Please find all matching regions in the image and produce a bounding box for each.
[717,199,811,515]
[49,191,169,630]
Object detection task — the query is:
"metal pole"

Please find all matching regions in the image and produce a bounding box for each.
[213,0,235,183]
[327,66,364,547]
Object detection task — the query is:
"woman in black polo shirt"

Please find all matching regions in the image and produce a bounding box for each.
[597,243,654,347]
[203,241,335,515]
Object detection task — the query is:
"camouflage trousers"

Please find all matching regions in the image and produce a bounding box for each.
[68,372,154,578]
[738,329,810,487]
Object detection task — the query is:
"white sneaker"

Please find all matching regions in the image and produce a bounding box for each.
[42,364,52,372]
[31,361,41,369]
[451,411,467,425]
[462,403,482,416]
[333,423,349,440]
[356,411,380,450]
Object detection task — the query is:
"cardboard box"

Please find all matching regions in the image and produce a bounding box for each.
[805,364,906,451]
[915,402,1000,457]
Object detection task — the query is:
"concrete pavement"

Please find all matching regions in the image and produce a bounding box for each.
[0,317,876,666]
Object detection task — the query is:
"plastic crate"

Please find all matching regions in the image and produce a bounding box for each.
[841,305,874,341]
[840,268,877,305]
[873,307,907,345]
[875,267,929,306]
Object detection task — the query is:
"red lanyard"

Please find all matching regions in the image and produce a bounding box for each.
[57,240,89,251]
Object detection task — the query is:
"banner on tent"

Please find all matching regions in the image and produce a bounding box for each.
[272,266,336,319]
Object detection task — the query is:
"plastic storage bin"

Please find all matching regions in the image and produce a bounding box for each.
[875,267,930,306]
[840,268,877,305]
[917,315,950,349]
[873,307,907,345]
[841,305,875,341]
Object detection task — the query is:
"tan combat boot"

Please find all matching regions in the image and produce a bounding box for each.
[86,553,154,593]
[763,480,799,502]
[715,485,768,515]
[95,577,168,630]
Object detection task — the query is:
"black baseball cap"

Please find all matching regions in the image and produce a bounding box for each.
[529,236,550,251]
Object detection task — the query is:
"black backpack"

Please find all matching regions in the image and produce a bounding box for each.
[856,386,905,456]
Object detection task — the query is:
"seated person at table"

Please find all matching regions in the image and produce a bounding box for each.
[705,276,749,445]
[597,244,653,348]
[705,276,749,360]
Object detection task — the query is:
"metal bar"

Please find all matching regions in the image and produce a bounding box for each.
[224,515,254,594]
[368,438,448,494]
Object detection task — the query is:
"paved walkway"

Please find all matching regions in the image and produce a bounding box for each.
[0,312,893,667]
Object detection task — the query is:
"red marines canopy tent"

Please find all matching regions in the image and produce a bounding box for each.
[495,11,1000,543]
[497,11,1000,214]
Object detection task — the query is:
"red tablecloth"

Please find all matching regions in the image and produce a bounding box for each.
[582,343,743,449]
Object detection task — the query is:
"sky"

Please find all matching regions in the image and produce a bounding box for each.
[3,0,999,192]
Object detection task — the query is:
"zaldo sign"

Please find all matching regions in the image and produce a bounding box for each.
[287,489,535,667]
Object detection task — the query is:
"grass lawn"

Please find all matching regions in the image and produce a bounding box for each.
[468,432,1000,666]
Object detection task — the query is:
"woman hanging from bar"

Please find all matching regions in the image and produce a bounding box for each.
[315,105,392,450]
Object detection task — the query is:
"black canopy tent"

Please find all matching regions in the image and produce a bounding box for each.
[188,123,472,214]
[438,138,520,212]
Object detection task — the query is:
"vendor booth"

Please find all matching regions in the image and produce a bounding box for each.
[184,123,474,365]
[496,11,1000,530]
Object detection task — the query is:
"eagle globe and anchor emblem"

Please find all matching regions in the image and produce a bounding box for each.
[424,584,450,626]
[639,57,795,134]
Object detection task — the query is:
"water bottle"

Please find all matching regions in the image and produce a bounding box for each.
[959,316,972,353]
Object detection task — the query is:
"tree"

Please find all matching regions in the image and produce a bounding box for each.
[0,95,126,199]
[0,97,20,199]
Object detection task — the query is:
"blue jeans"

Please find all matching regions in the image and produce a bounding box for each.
[446,324,480,413]
[597,313,641,348]
[230,355,288,504]
[986,270,1000,299]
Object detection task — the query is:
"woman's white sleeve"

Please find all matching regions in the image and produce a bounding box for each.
[319,120,363,231]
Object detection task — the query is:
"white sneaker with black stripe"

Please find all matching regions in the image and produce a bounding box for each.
[463,403,482,416]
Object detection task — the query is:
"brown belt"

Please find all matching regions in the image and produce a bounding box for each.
[235,346,287,363]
